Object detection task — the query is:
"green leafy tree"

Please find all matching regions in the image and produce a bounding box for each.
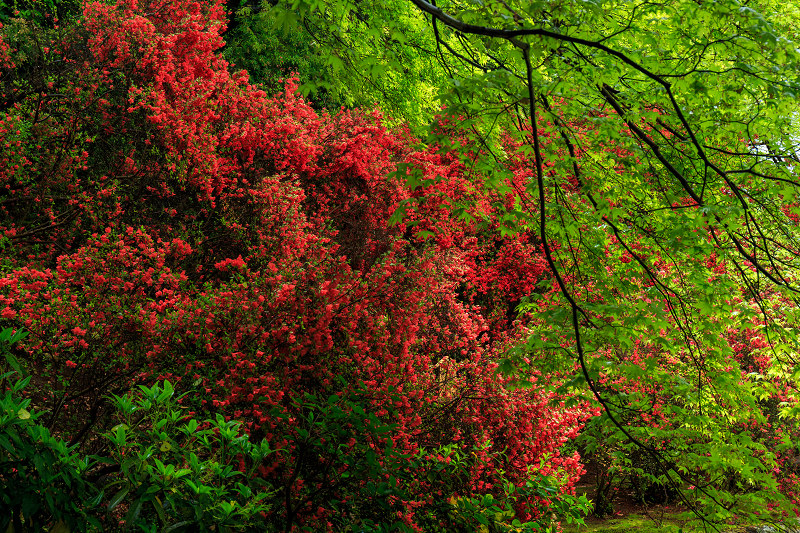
[224,0,447,124]
[273,0,800,526]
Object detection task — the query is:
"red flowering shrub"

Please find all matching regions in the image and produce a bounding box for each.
[0,0,591,528]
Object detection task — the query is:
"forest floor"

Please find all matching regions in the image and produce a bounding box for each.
[563,482,790,533]
[564,486,692,533]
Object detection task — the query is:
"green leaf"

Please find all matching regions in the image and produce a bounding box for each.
[107,487,129,511]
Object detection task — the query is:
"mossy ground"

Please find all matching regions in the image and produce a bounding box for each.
[563,513,691,533]
[561,484,766,533]
[562,508,773,533]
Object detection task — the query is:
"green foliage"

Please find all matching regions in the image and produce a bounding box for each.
[271,386,412,531]
[226,0,446,126]
[0,328,101,533]
[440,465,592,533]
[0,326,276,532]
[223,0,337,109]
[100,380,278,532]
[0,0,80,25]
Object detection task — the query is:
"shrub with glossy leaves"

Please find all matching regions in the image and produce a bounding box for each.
[0,328,101,533]
[100,380,278,532]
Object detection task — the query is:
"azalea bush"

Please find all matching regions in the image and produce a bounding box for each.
[0,0,590,529]
[1,320,588,531]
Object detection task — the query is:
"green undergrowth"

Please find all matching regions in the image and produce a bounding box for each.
[563,514,687,533]
[562,512,770,533]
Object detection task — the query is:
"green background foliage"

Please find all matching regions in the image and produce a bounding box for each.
[225,0,447,126]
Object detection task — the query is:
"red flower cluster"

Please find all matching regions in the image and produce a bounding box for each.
[0,0,592,527]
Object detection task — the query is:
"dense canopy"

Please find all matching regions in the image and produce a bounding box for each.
[2,0,800,531]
